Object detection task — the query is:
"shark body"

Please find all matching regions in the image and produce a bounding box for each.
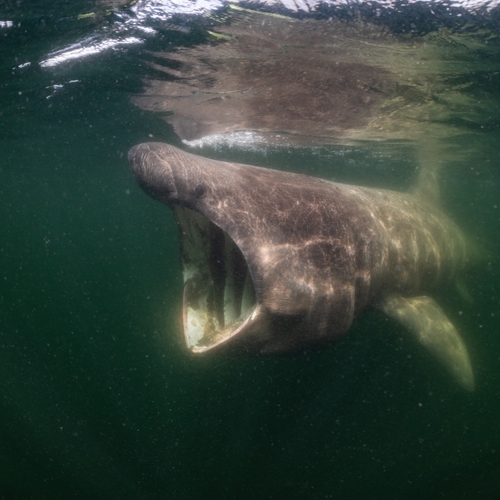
[129,142,474,390]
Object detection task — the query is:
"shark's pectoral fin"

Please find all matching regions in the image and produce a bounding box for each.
[377,294,474,391]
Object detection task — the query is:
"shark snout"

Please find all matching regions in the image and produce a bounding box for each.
[128,143,179,203]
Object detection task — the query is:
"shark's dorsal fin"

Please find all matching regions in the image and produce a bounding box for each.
[410,164,441,205]
[455,279,474,304]
[377,294,474,391]
[409,140,444,206]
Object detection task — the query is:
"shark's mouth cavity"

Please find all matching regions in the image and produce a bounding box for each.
[174,206,258,353]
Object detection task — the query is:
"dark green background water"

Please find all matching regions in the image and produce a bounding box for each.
[1,1,500,499]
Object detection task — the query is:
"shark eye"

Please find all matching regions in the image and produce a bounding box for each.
[194,183,206,199]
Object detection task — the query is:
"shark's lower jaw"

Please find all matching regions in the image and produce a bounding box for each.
[174,206,259,353]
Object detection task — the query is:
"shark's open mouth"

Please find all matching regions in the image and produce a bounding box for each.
[174,206,259,353]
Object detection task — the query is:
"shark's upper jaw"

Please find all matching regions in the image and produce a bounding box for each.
[174,205,260,353]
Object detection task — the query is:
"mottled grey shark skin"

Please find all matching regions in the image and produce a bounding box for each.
[129,142,474,390]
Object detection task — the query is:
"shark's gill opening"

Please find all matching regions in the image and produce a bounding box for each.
[173,206,258,353]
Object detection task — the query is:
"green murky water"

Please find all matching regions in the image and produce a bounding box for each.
[1,1,500,499]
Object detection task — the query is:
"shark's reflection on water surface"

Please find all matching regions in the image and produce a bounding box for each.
[132,5,500,148]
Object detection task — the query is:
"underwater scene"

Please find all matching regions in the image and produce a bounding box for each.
[1,0,500,498]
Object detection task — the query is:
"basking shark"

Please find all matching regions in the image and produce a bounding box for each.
[129,142,474,390]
